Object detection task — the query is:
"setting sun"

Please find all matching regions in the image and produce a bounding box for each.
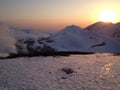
[99,10,117,23]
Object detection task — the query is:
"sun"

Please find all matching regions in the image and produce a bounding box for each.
[99,10,117,23]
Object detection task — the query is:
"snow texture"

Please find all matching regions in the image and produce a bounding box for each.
[0,54,119,90]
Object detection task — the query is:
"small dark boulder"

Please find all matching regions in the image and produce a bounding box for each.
[61,67,74,74]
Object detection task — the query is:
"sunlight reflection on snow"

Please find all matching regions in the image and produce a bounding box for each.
[101,63,114,78]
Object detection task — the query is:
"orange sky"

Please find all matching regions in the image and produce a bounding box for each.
[0,0,120,32]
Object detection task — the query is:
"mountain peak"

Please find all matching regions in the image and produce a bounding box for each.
[88,21,113,27]
[115,22,120,26]
[94,21,113,24]
[84,21,113,31]
[64,25,81,31]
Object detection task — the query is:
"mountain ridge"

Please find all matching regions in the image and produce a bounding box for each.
[0,22,120,58]
[84,21,120,38]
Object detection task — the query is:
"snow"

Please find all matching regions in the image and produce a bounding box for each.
[84,22,120,38]
[1,22,120,58]
[0,23,120,89]
[0,54,120,90]
[47,25,120,53]
[12,29,50,55]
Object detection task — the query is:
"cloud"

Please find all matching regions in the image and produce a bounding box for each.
[0,23,16,57]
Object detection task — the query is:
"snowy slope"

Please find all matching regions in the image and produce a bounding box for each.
[46,25,120,53]
[1,22,120,58]
[84,22,120,38]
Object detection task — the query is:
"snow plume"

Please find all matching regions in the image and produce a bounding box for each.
[0,24,16,57]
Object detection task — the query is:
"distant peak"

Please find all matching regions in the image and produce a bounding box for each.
[85,21,113,29]
[84,21,114,31]
[64,25,81,30]
[94,21,113,25]
[116,22,120,25]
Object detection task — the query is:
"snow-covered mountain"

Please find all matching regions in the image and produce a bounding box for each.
[84,22,120,38]
[46,25,120,53]
[1,22,120,58]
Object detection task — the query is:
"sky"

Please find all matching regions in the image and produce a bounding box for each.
[0,0,120,32]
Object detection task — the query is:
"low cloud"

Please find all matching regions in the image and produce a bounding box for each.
[0,24,16,57]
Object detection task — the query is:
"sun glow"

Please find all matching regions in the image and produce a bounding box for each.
[99,10,117,23]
